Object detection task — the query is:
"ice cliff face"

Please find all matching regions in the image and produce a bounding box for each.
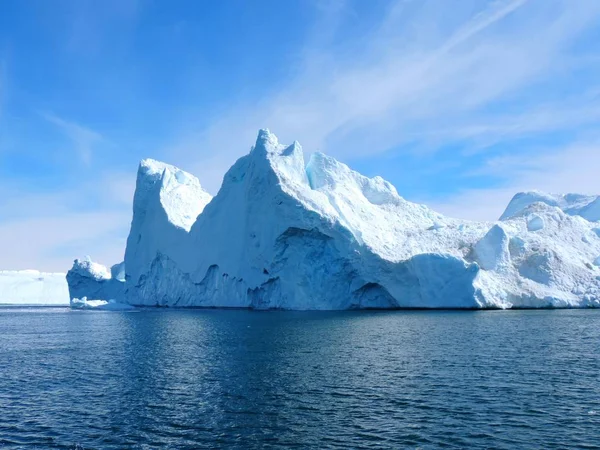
[0,270,69,305]
[123,159,213,289]
[67,130,600,309]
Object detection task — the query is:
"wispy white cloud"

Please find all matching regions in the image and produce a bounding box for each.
[407,100,600,156]
[0,210,129,272]
[0,169,134,271]
[165,0,600,200]
[41,112,103,166]
[436,0,529,53]
[427,138,600,221]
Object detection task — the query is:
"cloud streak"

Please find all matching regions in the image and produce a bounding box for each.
[0,210,130,272]
[427,137,600,221]
[41,112,103,166]
[162,0,600,206]
[0,169,135,271]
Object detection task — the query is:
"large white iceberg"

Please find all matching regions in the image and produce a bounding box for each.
[0,270,69,305]
[67,130,600,309]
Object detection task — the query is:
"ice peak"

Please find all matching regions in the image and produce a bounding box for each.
[251,130,304,160]
[282,140,302,156]
[131,158,212,231]
[138,158,203,189]
[70,257,111,280]
[253,128,281,154]
[139,158,175,179]
[306,152,400,206]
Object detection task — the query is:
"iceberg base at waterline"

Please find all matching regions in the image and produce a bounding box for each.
[67,129,600,310]
[70,297,136,311]
[66,258,126,302]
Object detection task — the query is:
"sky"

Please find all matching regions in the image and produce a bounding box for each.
[0,0,599,271]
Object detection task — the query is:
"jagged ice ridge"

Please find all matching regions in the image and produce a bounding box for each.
[67,130,600,310]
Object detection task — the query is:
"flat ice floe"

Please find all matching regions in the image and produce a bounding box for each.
[70,297,136,311]
[0,270,69,305]
[66,130,600,310]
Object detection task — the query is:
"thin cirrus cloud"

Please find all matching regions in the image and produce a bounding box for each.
[167,0,600,219]
[428,139,600,221]
[40,112,103,166]
[0,169,134,271]
[0,210,130,273]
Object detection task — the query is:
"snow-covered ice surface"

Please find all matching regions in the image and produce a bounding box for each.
[502,191,600,222]
[70,297,136,311]
[0,270,69,305]
[67,130,600,310]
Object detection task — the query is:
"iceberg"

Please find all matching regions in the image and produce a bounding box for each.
[0,270,69,305]
[66,257,126,302]
[67,130,600,309]
[501,191,600,222]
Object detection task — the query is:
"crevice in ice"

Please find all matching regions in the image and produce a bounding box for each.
[352,282,398,309]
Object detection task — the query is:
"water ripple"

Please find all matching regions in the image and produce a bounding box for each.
[0,308,599,449]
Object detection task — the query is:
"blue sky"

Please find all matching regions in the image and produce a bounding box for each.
[1,0,599,271]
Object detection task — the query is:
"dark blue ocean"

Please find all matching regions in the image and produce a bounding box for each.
[1,307,599,449]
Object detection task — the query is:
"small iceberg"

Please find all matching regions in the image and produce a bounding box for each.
[70,297,136,311]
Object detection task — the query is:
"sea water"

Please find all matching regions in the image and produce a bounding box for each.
[1,307,599,449]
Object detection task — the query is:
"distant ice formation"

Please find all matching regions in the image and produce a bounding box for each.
[67,130,600,310]
[501,191,600,222]
[0,270,69,305]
